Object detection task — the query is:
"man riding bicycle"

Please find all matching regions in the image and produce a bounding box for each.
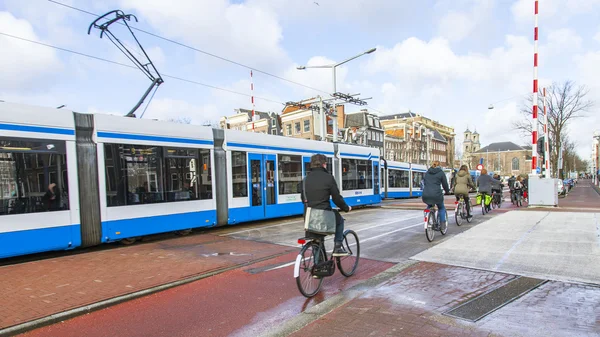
[300,154,351,257]
[422,160,451,228]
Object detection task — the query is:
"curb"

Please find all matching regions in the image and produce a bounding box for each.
[0,250,294,337]
[260,260,418,337]
[592,184,600,196]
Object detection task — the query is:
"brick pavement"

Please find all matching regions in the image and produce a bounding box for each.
[289,262,600,337]
[0,234,294,331]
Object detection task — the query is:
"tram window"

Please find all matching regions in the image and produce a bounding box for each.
[412,172,424,189]
[104,143,166,206]
[0,137,69,215]
[342,159,357,190]
[164,148,212,202]
[231,151,248,198]
[278,154,302,195]
[388,169,410,188]
[303,157,332,176]
[342,159,372,190]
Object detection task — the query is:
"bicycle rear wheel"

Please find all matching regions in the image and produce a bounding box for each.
[337,230,360,277]
[455,203,463,226]
[440,210,448,235]
[426,212,435,242]
[295,242,325,298]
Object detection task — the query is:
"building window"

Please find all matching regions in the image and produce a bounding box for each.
[303,120,310,133]
[271,118,276,127]
[341,158,372,190]
[278,154,302,194]
[271,129,277,135]
[512,157,520,171]
[286,124,291,136]
[0,137,69,214]
[294,122,301,134]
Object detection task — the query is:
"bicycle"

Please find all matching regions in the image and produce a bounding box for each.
[424,204,448,242]
[491,190,502,209]
[294,229,360,298]
[514,189,523,207]
[477,192,490,214]
[454,195,472,226]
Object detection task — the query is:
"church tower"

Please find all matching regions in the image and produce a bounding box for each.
[463,127,472,155]
[472,128,480,152]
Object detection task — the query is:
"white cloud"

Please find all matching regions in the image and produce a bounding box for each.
[363,35,532,89]
[547,28,582,52]
[118,0,288,70]
[0,11,62,91]
[436,0,494,42]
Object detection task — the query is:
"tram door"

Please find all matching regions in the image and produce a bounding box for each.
[248,153,277,221]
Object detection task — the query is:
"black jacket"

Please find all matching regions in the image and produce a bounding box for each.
[299,167,349,213]
[422,167,450,205]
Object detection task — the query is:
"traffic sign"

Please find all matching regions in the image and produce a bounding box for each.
[536,167,541,174]
[476,164,484,171]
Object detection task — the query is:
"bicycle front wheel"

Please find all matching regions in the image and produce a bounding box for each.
[337,230,360,277]
[295,242,325,298]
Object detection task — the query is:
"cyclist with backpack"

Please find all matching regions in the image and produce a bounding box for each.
[453,165,474,219]
[422,161,451,228]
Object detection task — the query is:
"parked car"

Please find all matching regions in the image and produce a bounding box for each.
[557,179,565,196]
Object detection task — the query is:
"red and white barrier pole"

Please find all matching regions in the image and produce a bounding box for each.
[531,0,539,174]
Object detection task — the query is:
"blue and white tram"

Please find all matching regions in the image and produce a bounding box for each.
[0,102,81,258]
[410,163,427,197]
[0,101,384,259]
[381,160,411,199]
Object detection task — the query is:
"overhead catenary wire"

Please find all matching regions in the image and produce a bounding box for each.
[48,0,329,95]
[0,32,285,105]
[46,0,385,114]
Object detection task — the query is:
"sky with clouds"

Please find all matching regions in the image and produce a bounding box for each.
[1,0,599,159]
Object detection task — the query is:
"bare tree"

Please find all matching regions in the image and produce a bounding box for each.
[513,81,594,176]
[201,120,220,128]
[168,117,192,124]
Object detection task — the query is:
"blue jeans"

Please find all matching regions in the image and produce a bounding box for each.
[334,210,344,243]
[428,203,447,223]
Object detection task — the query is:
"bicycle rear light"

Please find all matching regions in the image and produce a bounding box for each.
[297,239,306,245]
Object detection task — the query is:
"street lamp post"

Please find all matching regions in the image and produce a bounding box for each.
[297,47,376,143]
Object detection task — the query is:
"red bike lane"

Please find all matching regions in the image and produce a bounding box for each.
[21,251,393,337]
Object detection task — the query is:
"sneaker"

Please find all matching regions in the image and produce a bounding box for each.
[332,245,350,257]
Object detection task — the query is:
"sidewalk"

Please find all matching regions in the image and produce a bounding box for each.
[284,262,600,337]
[0,234,295,334]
